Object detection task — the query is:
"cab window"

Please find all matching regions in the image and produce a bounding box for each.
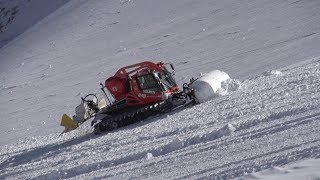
[157,71,177,90]
[137,74,161,92]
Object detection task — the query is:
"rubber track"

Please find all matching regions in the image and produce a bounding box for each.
[93,101,170,134]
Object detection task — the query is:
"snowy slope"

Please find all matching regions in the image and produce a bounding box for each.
[1,0,320,147]
[1,0,320,179]
[240,158,320,180]
[0,0,69,48]
[1,55,320,179]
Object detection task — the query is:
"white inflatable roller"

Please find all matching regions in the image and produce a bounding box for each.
[189,70,230,103]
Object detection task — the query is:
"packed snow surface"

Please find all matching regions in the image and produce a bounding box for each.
[1,57,320,179]
[239,158,320,180]
[1,0,320,179]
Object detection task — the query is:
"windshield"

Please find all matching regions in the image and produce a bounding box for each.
[137,74,161,93]
[156,67,177,90]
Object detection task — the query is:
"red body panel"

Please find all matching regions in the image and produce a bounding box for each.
[105,77,128,101]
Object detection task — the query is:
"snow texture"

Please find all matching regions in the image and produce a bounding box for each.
[0,0,69,48]
[239,159,320,180]
[1,0,320,179]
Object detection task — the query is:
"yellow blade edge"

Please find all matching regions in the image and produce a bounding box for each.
[60,114,79,130]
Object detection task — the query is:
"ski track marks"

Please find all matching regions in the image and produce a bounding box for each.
[0,57,320,179]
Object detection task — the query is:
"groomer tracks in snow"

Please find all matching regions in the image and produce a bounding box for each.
[1,57,320,179]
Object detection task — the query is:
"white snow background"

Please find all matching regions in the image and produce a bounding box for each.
[0,0,69,48]
[1,0,320,179]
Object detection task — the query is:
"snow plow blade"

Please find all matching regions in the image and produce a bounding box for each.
[60,114,79,132]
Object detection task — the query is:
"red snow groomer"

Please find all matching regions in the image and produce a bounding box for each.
[105,61,180,106]
[61,61,197,134]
